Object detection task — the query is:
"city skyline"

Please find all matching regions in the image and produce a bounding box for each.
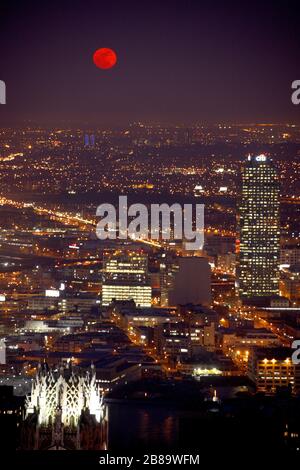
[0,124,299,454]
[1,0,300,459]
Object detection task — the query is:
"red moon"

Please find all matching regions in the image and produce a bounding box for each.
[93,48,117,69]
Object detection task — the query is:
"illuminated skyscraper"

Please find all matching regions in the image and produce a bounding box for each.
[238,154,280,303]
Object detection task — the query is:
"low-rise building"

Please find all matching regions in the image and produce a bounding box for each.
[248,347,300,394]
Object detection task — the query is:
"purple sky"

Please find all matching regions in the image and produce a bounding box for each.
[0,0,299,125]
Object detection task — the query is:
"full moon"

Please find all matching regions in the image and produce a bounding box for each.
[93,48,117,70]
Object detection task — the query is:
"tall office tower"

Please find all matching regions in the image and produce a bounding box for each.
[84,133,90,146]
[238,154,280,304]
[102,252,152,307]
[90,134,95,147]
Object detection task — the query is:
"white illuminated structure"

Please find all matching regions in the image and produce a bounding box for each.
[25,364,104,449]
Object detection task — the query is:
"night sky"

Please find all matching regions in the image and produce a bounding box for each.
[0,0,300,125]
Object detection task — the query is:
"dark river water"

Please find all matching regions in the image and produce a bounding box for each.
[106,402,180,451]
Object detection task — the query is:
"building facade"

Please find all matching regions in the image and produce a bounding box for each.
[248,347,300,395]
[238,154,280,303]
[102,252,152,307]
